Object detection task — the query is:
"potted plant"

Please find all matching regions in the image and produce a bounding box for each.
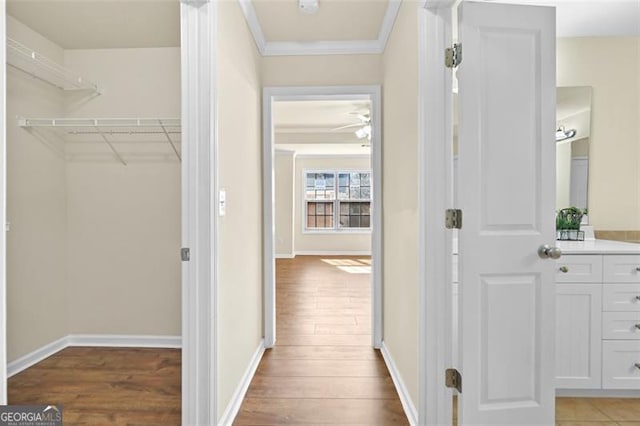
[556,207,584,240]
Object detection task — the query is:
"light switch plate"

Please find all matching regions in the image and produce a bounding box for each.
[219,189,226,216]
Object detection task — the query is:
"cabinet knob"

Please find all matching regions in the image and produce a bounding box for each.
[635,363,640,370]
[636,295,640,301]
[636,267,640,272]
[559,266,569,273]
[636,324,640,330]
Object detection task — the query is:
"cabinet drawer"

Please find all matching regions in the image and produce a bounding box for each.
[555,255,603,283]
[603,312,640,340]
[604,255,640,283]
[603,284,640,312]
[602,340,640,389]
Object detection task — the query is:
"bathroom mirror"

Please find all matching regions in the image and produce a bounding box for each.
[556,86,592,214]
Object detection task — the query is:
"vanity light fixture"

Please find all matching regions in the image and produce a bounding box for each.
[556,126,576,142]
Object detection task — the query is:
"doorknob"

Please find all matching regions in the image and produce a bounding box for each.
[538,244,562,259]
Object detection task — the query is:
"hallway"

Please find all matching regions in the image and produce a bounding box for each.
[234,256,408,424]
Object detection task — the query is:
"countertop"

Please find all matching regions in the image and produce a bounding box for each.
[558,239,640,255]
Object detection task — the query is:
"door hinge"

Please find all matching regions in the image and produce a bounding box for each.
[445,368,462,393]
[445,43,462,68]
[181,247,190,262]
[445,209,462,229]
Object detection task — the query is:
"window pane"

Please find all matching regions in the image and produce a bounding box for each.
[305,190,315,200]
[350,173,360,185]
[350,203,360,214]
[361,203,371,215]
[338,173,349,186]
[307,216,315,228]
[361,173,371,186]
[326,215,334,228]
[307,201,334,229]
[350,186,361,199]
[361,216,370,227]
[340,202,349,215]
[350,216,361,227]
[338,186,349,200]
[340,215,349,227]
[317,216,326,227]
[316,203,324,214]
[360,187,371,200]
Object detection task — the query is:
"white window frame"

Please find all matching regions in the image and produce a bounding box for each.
[302,168,373,234]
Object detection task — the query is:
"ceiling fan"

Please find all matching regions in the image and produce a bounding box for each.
[331,112,372,141]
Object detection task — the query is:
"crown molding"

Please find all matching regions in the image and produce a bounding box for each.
[237,0,401,56]
[237,0,267,54]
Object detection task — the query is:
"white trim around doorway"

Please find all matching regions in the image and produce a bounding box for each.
[262,85,382,349]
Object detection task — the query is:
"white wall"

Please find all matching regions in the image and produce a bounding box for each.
[275,150,295,257]
[557,37,640,230]
[63,47,181,336]
[293,156,372,254]
[6,16,68,362]
[216,1,263,419]
[262,55,382,86]
[381,0,419,409]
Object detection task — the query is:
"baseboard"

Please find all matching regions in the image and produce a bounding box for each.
[556,389,640,398]
[380,342,418,426]
[294,250,372,256]
[7,335,68,378]
[67,334,181,348]
[7,334,182,378]
[275,253,295,259]
[218,339,265,426]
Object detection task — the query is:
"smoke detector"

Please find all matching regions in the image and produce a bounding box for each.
[299,0,319,14]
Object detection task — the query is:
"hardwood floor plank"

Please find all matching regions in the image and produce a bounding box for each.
[234,398,409,425]
[263,345,379,360]
[244,376,399,399]
[276,334,373,346]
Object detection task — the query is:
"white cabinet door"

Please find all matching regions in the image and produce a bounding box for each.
[602,341,640,389]
[555,284,602,389]
[457,2,556,424]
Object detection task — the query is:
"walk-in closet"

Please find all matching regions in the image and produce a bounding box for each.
[5,1,182,419]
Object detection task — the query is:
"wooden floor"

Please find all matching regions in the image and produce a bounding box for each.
[8,347,181,425]
[234,255,409,425]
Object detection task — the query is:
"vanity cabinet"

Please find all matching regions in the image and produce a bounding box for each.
[556,246,640,393]
[555,255,602,389]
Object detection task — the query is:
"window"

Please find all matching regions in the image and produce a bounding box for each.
[304,170,371,232]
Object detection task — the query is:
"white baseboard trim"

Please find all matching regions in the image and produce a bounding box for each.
[380,342,418,426]
[7,334,182,378]
[218,339,265,426]
[275,253,295,259]
[294,250,372,256]
[556,389,640,398]
[67,334,181,348]
[7,335,68,378]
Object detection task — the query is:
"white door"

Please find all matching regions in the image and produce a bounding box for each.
[457,2,556,424]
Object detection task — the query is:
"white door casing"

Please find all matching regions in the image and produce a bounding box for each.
[457,2,556,424]
[180,0,217,423]
[262,86,382,349]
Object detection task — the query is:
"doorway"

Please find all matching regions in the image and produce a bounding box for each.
[262,86,382,348]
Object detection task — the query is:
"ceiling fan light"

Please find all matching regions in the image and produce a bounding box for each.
[555,126,577,142]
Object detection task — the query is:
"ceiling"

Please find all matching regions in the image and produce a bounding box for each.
[557,86,592,121]
[274,99,372,156]
[7,0,180,49]
[4,1,637,51]
[252,0,388,42]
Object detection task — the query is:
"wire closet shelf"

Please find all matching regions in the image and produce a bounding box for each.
[19,118,182,165]
[7,37,100,93]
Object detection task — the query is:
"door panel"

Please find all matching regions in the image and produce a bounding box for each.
[457,2,556,424]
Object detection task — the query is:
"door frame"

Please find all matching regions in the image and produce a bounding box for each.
[262,85,382,349]
[180,0,218,423]
[418,1,456,425]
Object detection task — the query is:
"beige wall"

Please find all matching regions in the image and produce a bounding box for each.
[293,156,372,254]
[381,0,419,408]
[6,16,68,361]
[557,37,640,230]
[216,0,263,419]
[275,151,295,256]
[63,48,181,336]
[262,55,382,86]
